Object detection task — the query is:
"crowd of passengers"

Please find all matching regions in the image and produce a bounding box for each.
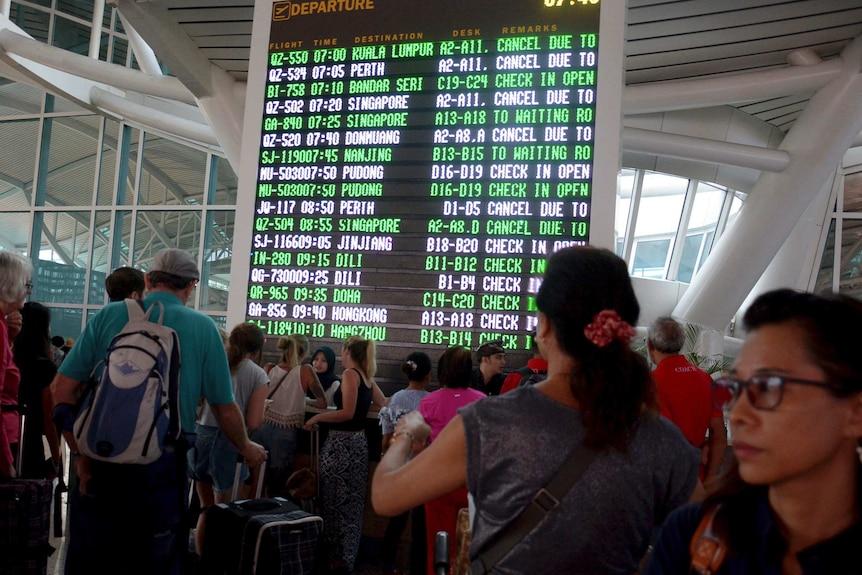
[0,245,860,574]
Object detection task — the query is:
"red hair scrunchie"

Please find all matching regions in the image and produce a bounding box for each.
[583,310,636,348]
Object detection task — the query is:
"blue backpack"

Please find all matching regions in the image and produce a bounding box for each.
[73,299,181,464]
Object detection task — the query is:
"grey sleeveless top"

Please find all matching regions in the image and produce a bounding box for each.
[460,385,700,574]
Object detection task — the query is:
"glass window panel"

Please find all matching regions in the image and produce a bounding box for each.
[34,211,92,304]
[102,3,113,29]
[57,0,94,21]
[839,220,862,298]
[689,182,726,230]
[114,14,125,33]
[10,5,50,43]
[843,171,862,212]
[0,83,43,116]
[632,239,671,279]
[699,230,715,270]
[52,15,91,55]
[111,211,133,270]
[212,155,238,206]
[47,307,84,343]
[133,211,201,275]
[200,211,234,311]
[634,171,687,237]
[111,36,129,66]
[615,168,636,256]
[115,126,139,205]
[98,32,109,61]
[814,220,836,295]
[138,134,206,206]
[87,211,113,305]
[97,119,119,205]
[0,119,39,207]
[52,96,91,115]
[0,212,31,253]
[676,233,704,284]
[45,117,99,207]
[630,171,686,278]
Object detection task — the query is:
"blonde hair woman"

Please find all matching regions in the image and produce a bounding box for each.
[305,336,387,574]
[259,333,326,496]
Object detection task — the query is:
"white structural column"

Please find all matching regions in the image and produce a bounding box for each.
[113,0,244,170]
[673,36,862,330]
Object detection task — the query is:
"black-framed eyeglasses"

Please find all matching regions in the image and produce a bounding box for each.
[24,281,33,291]
[711,374,841,411]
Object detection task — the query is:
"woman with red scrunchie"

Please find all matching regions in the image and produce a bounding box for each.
[372,246,700,574]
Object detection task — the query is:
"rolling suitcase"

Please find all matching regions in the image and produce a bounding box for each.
[200,457,323,575]
[0,403,54,575]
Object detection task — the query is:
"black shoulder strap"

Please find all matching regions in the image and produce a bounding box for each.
[267,368,291,399]
[472,442,597,574]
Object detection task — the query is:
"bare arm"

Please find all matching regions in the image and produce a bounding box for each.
[50,373,84,454]
[305,369,359,427]
[245,385,268,432]
[301,365,327,409]
[210,401,267,466]
[372,412,467,517]
[704,416,728,482]
[370,381,387,408]
[50,373,89,490]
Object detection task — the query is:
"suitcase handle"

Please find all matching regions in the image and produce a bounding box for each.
[233,451,268,500]
[235,497,283,512]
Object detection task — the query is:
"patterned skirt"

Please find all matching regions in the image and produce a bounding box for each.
[320,429,369,572]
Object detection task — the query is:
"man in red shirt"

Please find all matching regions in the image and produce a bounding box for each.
[500,334,547,394]
[648,316,727,483]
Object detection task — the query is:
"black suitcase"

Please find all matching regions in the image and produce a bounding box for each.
[199,459,323,575]
[0,402,54,575]
[0,475,54,575]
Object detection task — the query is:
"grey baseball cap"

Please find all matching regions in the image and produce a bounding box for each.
[151,248,200,280]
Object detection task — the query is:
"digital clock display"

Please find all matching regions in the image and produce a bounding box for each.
[236,0,612,381]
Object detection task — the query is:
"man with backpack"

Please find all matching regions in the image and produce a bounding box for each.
[51,248,266,575]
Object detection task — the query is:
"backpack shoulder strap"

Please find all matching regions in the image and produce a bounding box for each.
[125,298,166,326]
[690,504,726,575]
[124,298,146,320]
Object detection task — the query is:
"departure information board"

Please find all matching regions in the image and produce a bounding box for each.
[235,0,618,367]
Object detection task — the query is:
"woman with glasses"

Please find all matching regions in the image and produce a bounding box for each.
[0,249,32,477]
[645,289,862,574]
[372,246,700,574]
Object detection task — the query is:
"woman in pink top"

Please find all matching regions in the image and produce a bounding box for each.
[418,346,485,574]
[0,250,32,478]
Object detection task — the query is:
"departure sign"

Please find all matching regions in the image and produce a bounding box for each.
[235,0,617,370]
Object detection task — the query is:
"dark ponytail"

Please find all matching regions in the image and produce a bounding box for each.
[536,246,656,451]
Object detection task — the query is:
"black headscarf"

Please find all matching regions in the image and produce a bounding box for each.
[310,346,339,391]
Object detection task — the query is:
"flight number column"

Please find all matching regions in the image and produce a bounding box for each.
[249,47,342,338]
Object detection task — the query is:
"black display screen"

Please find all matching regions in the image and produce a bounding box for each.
[244,0,604,370]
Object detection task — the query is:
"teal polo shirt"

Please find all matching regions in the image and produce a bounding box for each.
[59,291,235,432]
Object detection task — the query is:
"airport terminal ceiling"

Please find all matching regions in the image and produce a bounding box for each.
[1,0,862,348]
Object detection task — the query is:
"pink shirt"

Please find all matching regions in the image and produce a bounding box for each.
[419,387,486,442]
[0,314,19,472]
